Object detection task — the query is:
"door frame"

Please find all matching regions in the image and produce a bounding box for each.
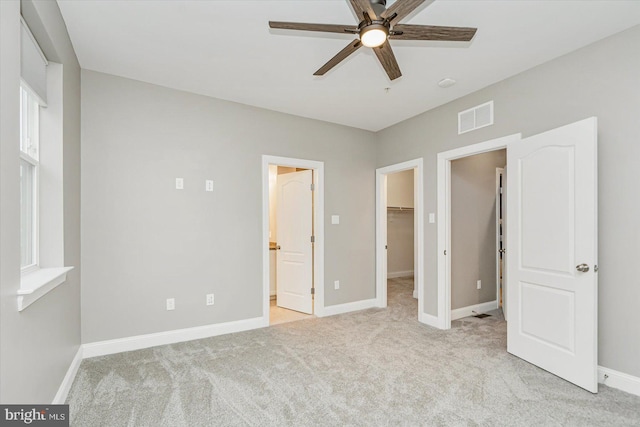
[495,167,504,312]
[436,133,520,329]
[375,158,424,320]
[262,155,325,325]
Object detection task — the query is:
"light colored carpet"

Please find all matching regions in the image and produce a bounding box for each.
[67,277,640,426]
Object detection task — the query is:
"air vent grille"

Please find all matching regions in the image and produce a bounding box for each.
[458,101,494,134]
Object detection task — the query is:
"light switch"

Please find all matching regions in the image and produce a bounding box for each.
[175,178,184,190]
[331,215,340,225]
[429,213,435,223]
[205,180,214,192]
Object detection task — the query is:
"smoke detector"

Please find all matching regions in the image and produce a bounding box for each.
[438,78,457,88]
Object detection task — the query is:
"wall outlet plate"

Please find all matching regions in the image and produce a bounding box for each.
[331,215,340,225]
[166,298,175,310]
[205,180,213,192]
[206,293,214,306]
[334,280,340,290]
[175,178,184,190]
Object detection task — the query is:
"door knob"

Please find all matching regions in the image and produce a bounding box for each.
[576,263,590,272]
[276,245,281,250]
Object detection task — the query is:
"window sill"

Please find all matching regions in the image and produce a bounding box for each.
[18,266,74,311]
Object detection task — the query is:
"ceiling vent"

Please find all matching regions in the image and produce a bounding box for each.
[458,101,494,134]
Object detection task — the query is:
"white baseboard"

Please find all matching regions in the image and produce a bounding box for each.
[451,300,498,321]
[320,298,378,317]
[52,346,83,404]
[598,366,640,397]
[419,312,440,328]
[387,270,414,279]
[83,317,265,358]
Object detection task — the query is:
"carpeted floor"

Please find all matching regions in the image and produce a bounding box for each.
[67,277,640,426]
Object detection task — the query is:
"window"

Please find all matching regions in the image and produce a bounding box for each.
[20,85,41,272]
[17,19,73,312]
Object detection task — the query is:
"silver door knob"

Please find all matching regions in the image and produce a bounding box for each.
[576,263,589,272]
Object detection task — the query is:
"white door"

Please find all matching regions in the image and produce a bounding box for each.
[276,170,313,314]
[507,117,598,392]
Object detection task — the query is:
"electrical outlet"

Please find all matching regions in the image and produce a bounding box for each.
[206,293,215,306]
[205,180,213,192]
[334,280,340,290]
[477,280,482,290]
[166,298,175,310]
[175,178,184,190]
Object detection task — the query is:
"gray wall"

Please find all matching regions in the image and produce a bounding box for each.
[387,210,414,276]
[451,150,505,310]
[375,25,640,377]
[81,71,376,343]
[0,0,81,403]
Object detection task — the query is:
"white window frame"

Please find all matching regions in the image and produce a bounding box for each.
[17,20,74,312]
[20,83,42,274]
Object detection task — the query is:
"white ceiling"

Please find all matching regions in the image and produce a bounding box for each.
[57,1,640,131]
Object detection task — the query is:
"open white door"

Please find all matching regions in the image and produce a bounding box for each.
[507,117,598,392]
[276,170,313,314]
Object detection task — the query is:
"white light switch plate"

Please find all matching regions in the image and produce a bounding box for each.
[429,213,435,223]
[334,280,340,290]
[175,178,184,190]
[331,215,340,225]
[166,298,175,310]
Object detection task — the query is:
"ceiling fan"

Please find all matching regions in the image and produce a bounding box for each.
[269,0,477,81]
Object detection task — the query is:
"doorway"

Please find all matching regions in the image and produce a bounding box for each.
[375,158,424,321]
[449,150,506,322]
[437,133,518,329]
[262,156,325,326]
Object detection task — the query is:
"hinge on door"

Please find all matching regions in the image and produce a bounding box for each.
[311,287,315,295]
[311,236,315,243]
[310,183,315,191]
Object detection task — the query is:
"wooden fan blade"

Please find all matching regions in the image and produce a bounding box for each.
[314,39,363,76]
[373,41,402,80]
[269,21,357,34]
[381,0,434,24]
[348,0,377,20]
[390,24,477,41]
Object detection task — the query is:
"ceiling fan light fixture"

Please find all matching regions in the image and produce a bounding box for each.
[360,24,389,48]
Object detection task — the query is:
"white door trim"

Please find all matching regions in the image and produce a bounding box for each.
[495,167,505,311]
[262,155,325,325]
[375,158,424,320]
[436,134,520,329]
